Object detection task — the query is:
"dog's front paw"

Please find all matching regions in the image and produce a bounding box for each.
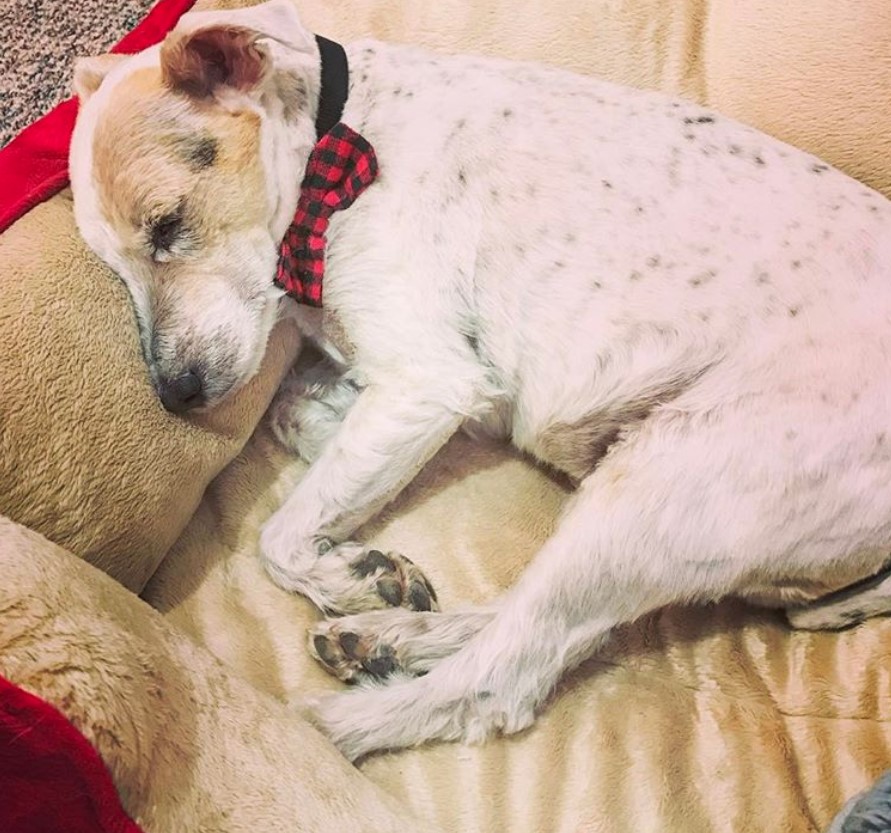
[260,516,439,615]
[308,543,439,615]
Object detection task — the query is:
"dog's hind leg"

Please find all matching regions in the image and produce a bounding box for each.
[786,563,891,631]
[308,347,891,759]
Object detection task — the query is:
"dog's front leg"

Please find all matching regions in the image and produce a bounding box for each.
[260,379,468,614]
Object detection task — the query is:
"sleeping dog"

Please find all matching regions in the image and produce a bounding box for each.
[69,0,891,761]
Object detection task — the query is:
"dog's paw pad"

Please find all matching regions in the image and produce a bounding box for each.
[346,549,439,612]
[310,622,400,682]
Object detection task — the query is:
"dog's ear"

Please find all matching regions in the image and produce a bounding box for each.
[72,54,128,102]
[161,25,269,100]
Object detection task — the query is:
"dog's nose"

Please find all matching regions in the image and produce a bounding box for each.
[157,370,204,413]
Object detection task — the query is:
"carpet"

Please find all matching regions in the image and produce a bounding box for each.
[1,0,155,149]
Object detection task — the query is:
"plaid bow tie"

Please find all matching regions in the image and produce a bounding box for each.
[274,122,379,307]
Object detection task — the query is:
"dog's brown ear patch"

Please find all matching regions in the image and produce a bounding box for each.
[161,25,268,99]
[72,54,128,101]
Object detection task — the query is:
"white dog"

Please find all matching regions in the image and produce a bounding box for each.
[69,0,891,761]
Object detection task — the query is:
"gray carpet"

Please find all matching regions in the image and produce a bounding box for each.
[1,0,155,148]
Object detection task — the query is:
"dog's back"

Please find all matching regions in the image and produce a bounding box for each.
[330,40,891,478]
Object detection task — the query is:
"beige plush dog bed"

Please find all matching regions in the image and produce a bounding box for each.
[2,1,891,830]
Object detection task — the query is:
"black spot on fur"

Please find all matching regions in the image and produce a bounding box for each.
[457,169,467,185]
[182,135,218,170]
[788,306,801,317]
[792,260,802,269]
[756,272,771,285]
[602,179,613,189]
[503,108,514,118]
[629,270,643,281]
[753,154,766,166]
[683,115,715,124]
[728,144,741,155]
[646,255,661,268]
[811,163,829,174]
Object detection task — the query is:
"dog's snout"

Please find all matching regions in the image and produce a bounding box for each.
[158,369,204,413]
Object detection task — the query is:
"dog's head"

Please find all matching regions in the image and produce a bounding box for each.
[69,0,319,411]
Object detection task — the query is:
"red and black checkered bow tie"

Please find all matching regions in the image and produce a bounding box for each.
[274,122,379,307]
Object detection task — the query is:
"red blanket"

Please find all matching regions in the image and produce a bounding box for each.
[0,675,144,833]
[0,0,196,235]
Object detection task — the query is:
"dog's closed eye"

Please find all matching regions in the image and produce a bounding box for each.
[148,207,185,261]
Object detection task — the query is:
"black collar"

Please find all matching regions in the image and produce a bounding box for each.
[314,35,349,138]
